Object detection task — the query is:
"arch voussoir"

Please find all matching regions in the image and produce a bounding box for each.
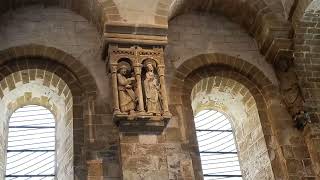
[0,44,98,96]
[175,53,275,97]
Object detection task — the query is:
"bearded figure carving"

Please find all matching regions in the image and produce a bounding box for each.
[117,61,137,114]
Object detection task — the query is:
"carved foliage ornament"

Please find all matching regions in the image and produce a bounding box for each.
[107,45,171,132]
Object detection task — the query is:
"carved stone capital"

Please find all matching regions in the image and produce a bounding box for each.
[133,65,142,75]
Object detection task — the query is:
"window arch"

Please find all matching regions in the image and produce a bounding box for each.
[0,68,77,180]
[195,109,242,179]
[5,105,55,180]
[189,76,275,179]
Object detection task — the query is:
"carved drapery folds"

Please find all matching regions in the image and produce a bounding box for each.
[107,44,171,132]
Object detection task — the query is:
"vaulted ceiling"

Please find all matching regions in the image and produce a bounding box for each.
[0,0,309,29]
[0,0,315,41]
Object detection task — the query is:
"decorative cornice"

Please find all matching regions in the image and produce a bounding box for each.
[104,23,168,46]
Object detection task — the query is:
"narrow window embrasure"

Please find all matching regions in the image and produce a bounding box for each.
[195,110,242,179]
[5,105,55,180]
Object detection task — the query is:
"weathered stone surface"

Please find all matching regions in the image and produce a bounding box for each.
[0,1,319,180]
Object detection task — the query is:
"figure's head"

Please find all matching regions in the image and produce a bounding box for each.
[144,59,156,71]
[147,63,153,71]
[118,61,131,75]
[119,67,127,75]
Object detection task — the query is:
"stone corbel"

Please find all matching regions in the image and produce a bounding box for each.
[294,111,311,130]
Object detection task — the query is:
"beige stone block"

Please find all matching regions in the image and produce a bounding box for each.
[139,134,157,144]
[87,160,103,177]
[24,92,32,102]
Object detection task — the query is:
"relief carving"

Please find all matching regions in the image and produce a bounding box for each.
[117,61,137,114]
[276,58,304,115]
[107,45,171,132]
[143,59,162,115]
[275,57,310,129]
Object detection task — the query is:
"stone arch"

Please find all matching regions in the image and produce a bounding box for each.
[0,44,98,96]
[106,0,171,26]
[170,53,290,179]
[60,0,109,32]
[291,0,314,21]
[169,0,291,59]
[191,77,274,179]
[172,53,276,97]
[154,0,174,25]
[0,0,114,33]
[0,45,100,179]
[103,0,124,24]
[0,70,73,179]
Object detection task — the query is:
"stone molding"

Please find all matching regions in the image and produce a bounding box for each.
[104,24,168,50]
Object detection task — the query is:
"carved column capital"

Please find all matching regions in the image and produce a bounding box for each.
[110,64,118,73]
[133,64,142,75]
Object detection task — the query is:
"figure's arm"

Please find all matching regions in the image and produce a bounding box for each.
[117,74,130,85]
[128,77,135,81]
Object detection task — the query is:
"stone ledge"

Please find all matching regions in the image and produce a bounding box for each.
[105,23,168,36]
[114,113,170,134]
[102,24,168,59]
[104,33,168,46]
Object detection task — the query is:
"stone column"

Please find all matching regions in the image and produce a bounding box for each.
[134,64,145,112]
[111,64,120,114]
[88,96,95,143]
[158,65,169,115]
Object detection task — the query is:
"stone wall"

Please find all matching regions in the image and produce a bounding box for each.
[0,5,109,99]
[294,0,320,177]
[166,12,278,85]
[119,134,195,180]
[0,7,121,178]
[191,77,274,179]
[0,1,319,180]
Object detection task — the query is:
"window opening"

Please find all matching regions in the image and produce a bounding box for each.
[5,105,55,180]
[195,110,242,179]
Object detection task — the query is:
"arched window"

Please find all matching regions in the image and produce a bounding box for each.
[195,109,242,179]
[5,105,55,180]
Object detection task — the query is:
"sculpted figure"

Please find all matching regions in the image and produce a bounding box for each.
[143,60,162,115]
[117,62,137,114]
[276,59,304,116]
